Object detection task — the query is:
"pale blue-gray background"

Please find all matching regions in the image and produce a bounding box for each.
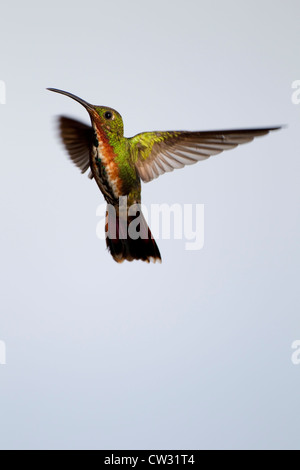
[0,0,299,450]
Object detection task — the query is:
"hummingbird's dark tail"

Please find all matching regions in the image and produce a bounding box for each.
[105,205,161,263]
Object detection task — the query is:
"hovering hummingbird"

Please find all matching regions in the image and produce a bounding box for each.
[48,88,280,264]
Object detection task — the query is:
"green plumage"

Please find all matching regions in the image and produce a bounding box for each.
[48,87,280,263]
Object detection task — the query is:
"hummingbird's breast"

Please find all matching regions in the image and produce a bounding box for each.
[90,125,123,204]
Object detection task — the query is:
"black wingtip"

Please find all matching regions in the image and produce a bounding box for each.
[267,125,286,132]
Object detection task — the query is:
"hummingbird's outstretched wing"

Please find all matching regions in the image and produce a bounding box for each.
[58,116,94,179]
[130,127,281,183]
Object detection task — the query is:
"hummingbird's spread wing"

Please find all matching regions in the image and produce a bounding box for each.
[130,127,280,183]
[58,116,94,179]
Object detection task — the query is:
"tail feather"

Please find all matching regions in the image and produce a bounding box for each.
[105,206,161,263]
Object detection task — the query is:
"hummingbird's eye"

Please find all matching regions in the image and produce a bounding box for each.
[104,111,113,120]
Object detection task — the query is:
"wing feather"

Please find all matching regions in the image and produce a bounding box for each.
[58,116,93,179]
[130,127,280,183]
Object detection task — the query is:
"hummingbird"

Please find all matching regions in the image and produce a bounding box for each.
[48,88,280,264]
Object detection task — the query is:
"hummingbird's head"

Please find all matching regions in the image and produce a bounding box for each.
[47,88,124,137]
[92,105,124,137]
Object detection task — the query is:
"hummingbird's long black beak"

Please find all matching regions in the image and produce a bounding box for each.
[47,88,94,111]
